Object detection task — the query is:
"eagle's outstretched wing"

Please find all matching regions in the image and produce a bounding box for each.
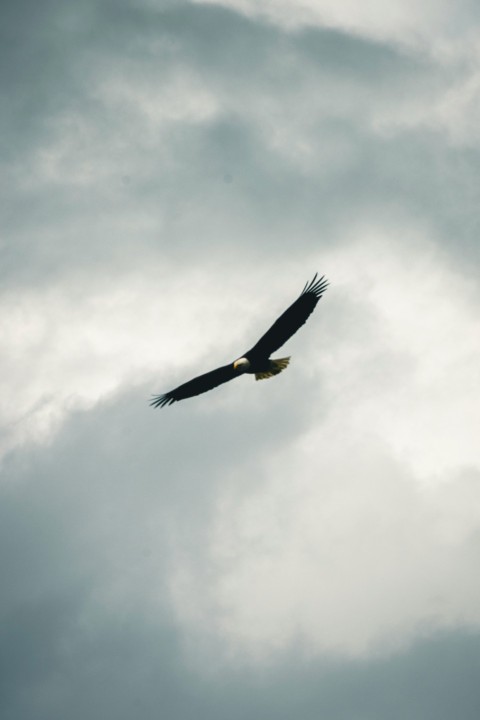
[150,363,237,407]
[246,274,329,358]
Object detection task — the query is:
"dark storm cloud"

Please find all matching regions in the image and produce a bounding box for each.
[3,0,478,291]
[0,381,313,717]
[2,386,480,720]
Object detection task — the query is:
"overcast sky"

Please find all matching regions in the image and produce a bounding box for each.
[2,1,480,718]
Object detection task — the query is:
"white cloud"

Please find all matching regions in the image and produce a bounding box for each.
[0,264,254,459]
[169,229,480,662]
[193,0,477,56]
[326,230,480,479]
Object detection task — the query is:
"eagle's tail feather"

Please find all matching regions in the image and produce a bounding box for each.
[255,357,291,381]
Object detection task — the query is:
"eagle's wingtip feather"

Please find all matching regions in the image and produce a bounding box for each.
[150,393,176,408]
[302,273,329,298]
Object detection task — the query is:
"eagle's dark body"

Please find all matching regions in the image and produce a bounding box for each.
[151,274,328,407]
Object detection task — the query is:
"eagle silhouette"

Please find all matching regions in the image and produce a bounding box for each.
[151,274,329,407]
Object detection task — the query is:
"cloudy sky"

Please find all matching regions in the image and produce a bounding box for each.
[2,0,480,717]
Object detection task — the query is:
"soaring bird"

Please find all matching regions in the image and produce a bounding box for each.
[150,273,328,407]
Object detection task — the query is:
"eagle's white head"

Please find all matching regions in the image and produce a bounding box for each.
[233,357,250,373]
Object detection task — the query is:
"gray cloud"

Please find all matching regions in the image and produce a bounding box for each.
[2,389,480,719]
[2,0,480,717]
[3,0,480,292]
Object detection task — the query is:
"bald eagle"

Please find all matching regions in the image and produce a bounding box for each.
[150,273,328,407]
